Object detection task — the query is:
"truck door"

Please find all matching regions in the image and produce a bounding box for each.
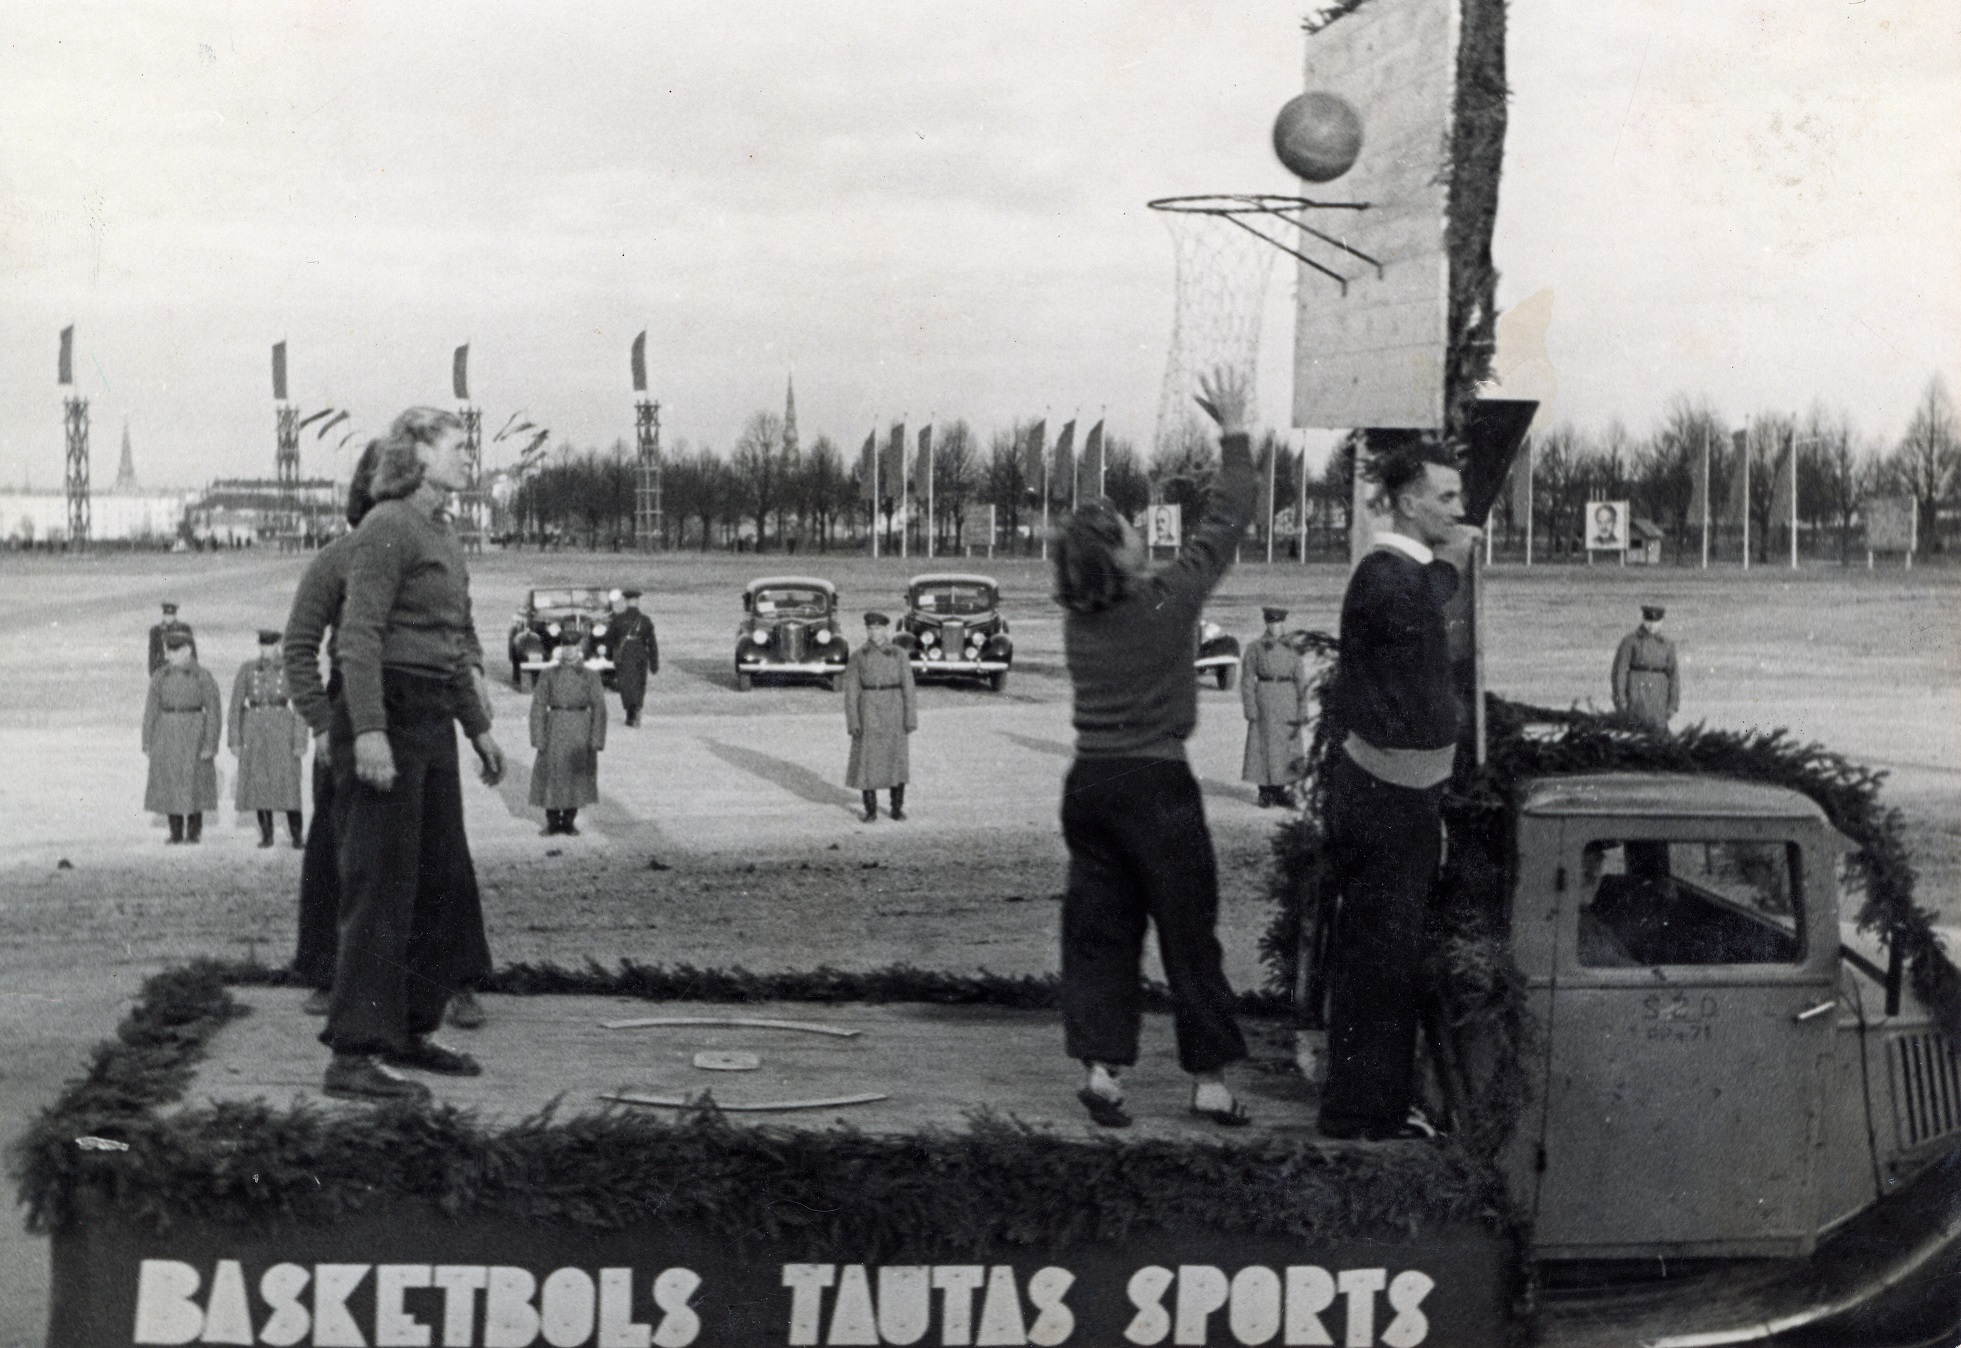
[1532,823,1839,1259]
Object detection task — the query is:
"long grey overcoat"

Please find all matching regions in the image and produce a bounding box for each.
[143,663,222,814]
[529,661,607,809]
[1240,635,1310,785]
[843,642,916,790]
[1611,627,1680,730]
[229,657,308,811]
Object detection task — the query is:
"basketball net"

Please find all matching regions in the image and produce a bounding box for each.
[1153,211,1275,464]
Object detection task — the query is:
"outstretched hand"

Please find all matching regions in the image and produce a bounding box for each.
[1194,366,1250,437]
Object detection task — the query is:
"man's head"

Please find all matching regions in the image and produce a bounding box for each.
[161,602,179,619]
[163,631,193,666]
[1262,605,1288,639]
[1641,603,1665,630]
[1362,434,1465,550]
[1052,497,1147,615]
[864,611,892,647]
[621,588,642,610]
[257,629,282,655]
[555,638,586,665]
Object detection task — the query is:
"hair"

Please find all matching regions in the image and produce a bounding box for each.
[368,406,465,502]
[1359,430,1461,514]
[345,440,382,526]
[1051,497,1132,615]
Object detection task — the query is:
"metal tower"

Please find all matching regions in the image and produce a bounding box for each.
[273,342,301,548]
[58,326,88,548]
[631,331,662,551]
[452,344,484,551]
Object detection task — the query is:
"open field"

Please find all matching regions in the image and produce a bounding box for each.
[0,547,1956,1343]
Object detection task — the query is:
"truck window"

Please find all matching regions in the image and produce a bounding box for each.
[1576,839,1804,967]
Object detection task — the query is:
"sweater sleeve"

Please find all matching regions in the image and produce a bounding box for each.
[1152,431,1258,613]
[338,514,411,736]
[282,552,341,736]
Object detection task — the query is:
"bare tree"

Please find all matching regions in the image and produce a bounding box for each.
[1102,435,1151,519]
[981,428,1028,554]
[931,420,980,551]
[731,411,785,550]
[1885,374,1958,553]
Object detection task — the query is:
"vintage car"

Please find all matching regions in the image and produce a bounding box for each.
[1195,618,1241,689]
[507,586,619,688]
[734,575,849,691]
[893,572,1013,691]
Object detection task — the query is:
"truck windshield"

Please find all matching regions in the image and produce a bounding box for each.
[1576,839,1804,967]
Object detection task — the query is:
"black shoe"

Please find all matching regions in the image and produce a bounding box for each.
[323,1054,433,1103]
[1321,1109,1442,1142]
[861,807,878,822]
[889,806,906,821]
[1256,789,1274,808]
[561,823,580,836]
[185,814,203,843]
[258,836,275,849]
[1076,1086,1131,1128]
[1274,789,1298,810]
[382,1036,482,1077]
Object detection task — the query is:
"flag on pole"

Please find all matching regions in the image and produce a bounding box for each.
[1685,432,1709,525]
[271,342,287,402]
[1507,439,1533,520]
[631,332,647,393]
[914,425,933,500]
[1022,420,1045,494]
[452,345,470,402]
[1052,421,1076,507]
[880,423,906,503]
[1082,420,1105,499]
[316,410,350,440]
[1767,434,1795,536]
[1723,430,1750,526]
[859,431,878,504]
[58,326,74,387]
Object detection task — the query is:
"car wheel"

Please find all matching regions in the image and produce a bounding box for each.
[989,670,1009,693]
[1215,666,1236,691]
[736,670,753,692]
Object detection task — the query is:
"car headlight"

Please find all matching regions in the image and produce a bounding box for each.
[751,629,769,645]
[921,629,938,647]
[593,622,608,637]
[547,622,562,637]
[927,647,942,660]
[814,628,831,644]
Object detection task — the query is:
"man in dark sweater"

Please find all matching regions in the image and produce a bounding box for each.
[1318,435,1480,1141]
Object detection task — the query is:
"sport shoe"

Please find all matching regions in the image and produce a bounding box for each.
[383,1036,482,1076]
[323,1054,432,1104]
[446,988,486,1029]
[301,989,332,1016]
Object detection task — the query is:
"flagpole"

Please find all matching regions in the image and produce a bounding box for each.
[1789,430,1799,571]
[1265,445,1276,564]
[1040,452,1050,563]
[899,420,908,561]
[1700,428,1710,569]
[926,422,935,561]
[1741,421,1750,572]
[1524,439,1534,567]
[1297,433,1308,565]
[870,423,880,561]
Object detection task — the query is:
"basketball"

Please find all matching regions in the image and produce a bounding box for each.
[1272,91,1363,183]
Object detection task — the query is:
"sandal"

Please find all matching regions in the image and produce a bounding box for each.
[1191,1095,1252,1127]
[1076,1087,1132,1128]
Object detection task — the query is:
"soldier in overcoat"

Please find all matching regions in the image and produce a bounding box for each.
[843,611,916,821]
[147,601,197,676]
[529,638,607,835]
[1240,605,1310,808]
[1611,604,1680,731]
[230,629,310,847]
[609,589,659,727]
[143,631,222,843]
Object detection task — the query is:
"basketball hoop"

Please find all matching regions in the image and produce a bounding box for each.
[1147,194,1381,296]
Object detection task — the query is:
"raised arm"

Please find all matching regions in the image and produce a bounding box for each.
[1154,367,1258,611]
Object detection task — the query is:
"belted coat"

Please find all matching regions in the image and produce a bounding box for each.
[610,609,659,710]
[229,657,309,810]
[143,662,222,814]
[843,642,916,790]
[1240,635,1311,785]
[529,661,607,809]
[1611,627,1679,730]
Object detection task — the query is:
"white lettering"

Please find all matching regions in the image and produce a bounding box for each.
[1175,1266,1228,1346]
[931,1266,984,1346]
[1380,1272,1434,1348]
[376,1265,433,1347]
[876,1266,931,1346]
[598,1267,652,1348]
[485,1266,541,1348]
[1024,1267,1075,1348]
[1336,1270,1385,1348]
[1228,1266,1282,1345]
[1283,1267,1334,1347]
[433,1267,488,1348]
[829,1266,880,1346]
[650,1267,702,1348]
[541,1268,597,1347]
[975,1265,1026,1347]
[783,1264,837,1347]
[314,1264,372,1348]
[132,1260,203,1345]
[200,1259,253,1344]
[1123,1266,1174,1346]
[258,1264,312,1348]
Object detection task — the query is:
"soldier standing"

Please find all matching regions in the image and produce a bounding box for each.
[143,632,222,843]
[230,630,310,847]
[843,612,916,822]
[1240,605,1310,808]
[610,588,659,727]
[147,601,197,676]
[529,639,607,835]
[1611,604,1680,731]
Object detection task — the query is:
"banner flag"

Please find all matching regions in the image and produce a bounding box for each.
[316,410,350,440]
[914,425,933,500]
[1686,433,1708,525]
[631,332,647,393]
[859,431,878,504]
[881,422,906,502]
[1767,434,1795,534]
[1507,438,1533,519]
[271,342,287,401]
[453,345,470,402]
[1723,429,1750,526]
[1022,419,1045,493]
[1082,420,1105,498]
[1051,421,1076,507]
[58,326,74,387]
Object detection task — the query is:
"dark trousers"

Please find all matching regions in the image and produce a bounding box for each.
[294,757,340,990]
[1060,757,1246,1075]
[322,671,492,1057]
[1318,752,1443,1133]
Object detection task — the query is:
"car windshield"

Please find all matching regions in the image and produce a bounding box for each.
[753,588,829,618]
[911,583,994,616]
[530,589,606,612]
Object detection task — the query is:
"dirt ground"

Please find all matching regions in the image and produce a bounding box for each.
[0,546,1955,1344]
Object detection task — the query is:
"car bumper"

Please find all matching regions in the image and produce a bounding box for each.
[520,657,614,673]
[1194,654,1239,671]
[736,659,847,676]
[910,658,1010,674]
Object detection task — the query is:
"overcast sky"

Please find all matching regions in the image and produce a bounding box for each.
[1,0,1954,489]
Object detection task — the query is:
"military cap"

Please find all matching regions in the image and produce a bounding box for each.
[160,602,179,615]
[162,629,193,650]
[863,611,891,627]
[258,628,283,645]
[621,588,643,599]
[1641,604,1665,622]
[1262,605,1289,623]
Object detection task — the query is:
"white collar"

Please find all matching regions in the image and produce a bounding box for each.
[1372,531,1434,565]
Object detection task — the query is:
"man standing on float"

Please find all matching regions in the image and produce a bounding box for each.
[1318,435,1480,1142]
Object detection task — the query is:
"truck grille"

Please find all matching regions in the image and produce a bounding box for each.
[781,622,806,663]
[1889,1032,1961,1148]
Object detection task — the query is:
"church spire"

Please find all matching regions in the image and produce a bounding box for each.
[115,418,137,491]
[783,374,799,458]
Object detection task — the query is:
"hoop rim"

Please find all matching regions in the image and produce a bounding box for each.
[1146,193,1368,215]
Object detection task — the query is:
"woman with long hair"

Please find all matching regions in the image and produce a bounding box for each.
[1053,367,1258,1128]
[319,407,506,1103]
